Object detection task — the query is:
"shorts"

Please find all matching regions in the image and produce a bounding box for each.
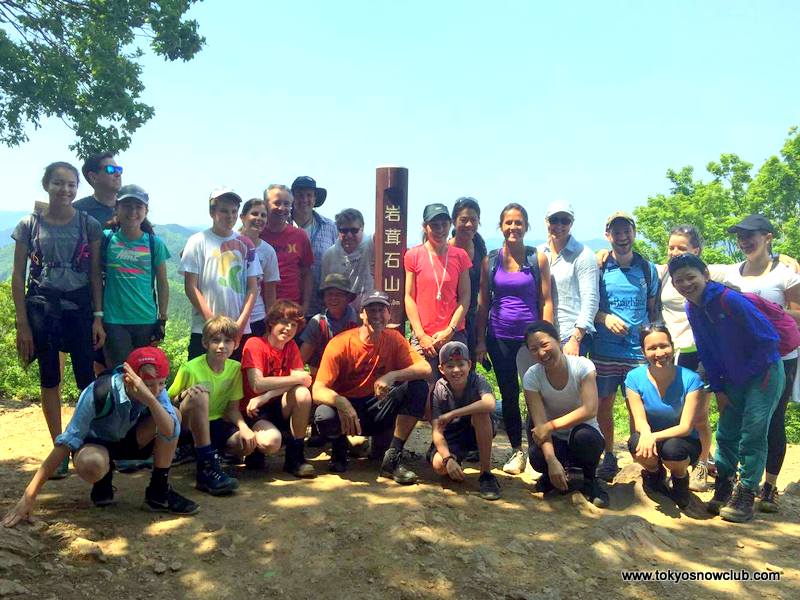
[426,419,496,464]
[246,397,290,432]
[209,418,239,451]
[409,330,467,379]
[82,419,155,460]
[250,319,267,338]
[593,356,645,398]
[103,323,154,367]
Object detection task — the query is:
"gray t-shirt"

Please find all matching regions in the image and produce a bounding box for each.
[73,195,114,227]
[12,211,102,298]
[431,371,493,434]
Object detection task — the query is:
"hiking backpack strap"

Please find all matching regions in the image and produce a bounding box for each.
[92,371,116,420]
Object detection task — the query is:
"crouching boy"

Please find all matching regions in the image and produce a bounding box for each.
[428,342,501,501]
[169,316,250,496]
[2,348,198,527]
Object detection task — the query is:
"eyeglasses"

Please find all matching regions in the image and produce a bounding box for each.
[103,165,123,175]
[338,227,361,236]
[548,216,572,226]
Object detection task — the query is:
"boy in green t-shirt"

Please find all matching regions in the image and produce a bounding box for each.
[169,316,256,496]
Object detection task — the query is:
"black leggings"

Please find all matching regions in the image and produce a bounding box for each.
[528,424,605,480]
[486,335,524,448]
[766,358,797,476]
[627,431,701,464]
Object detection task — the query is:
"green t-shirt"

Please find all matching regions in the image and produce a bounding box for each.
[168,355,243,421]
[103,229,170,324]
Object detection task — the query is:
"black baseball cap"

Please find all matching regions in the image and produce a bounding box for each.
[423,203,450,223]
[727,214,775,234]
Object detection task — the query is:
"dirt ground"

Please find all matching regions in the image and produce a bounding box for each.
[0,400,798,600]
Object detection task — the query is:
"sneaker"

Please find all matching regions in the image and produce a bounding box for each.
[463,450,480,463]
[478,472,501,501]
[595,452,619,483]
[171,443,196,467]
[380,448,418,485]
[50,456,70,480]
[533,475,556,495]
[641,463,669,495]
[707,475,735,515]
[143,486,200,515]
[502,449,527,475]
[195,453,239,496]
[348,436,371,459]
[329,437,349,473]
[284,457,316,479]
[688,461,709,492]
[671,473,691,509]
[719,482,756,523]
[244,451,267,471]
[581,478,610,509]
[90,469,115,507]
[757,483,779,513]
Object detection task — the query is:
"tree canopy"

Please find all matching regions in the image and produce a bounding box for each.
[634,127,800,264]
[0,0,204,157]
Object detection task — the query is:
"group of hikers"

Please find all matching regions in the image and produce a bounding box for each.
[3,153,800,527]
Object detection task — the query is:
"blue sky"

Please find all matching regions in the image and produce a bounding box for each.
[0,1,798,243]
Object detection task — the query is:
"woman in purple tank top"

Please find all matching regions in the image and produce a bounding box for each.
[475,203,553,475]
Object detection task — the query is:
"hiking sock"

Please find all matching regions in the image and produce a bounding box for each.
[149,467,170,495]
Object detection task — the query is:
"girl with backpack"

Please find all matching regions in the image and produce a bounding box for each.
[100,184,171,367]
[475,203,553,475]
[11,162,105,479]
[669,252,786,523]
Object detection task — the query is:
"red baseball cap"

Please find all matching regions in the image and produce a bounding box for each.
[126,347,170,380]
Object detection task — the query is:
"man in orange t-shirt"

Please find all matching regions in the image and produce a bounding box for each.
[312,290,431,483]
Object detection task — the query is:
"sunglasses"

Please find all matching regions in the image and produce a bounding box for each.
[338,227,361,235]
[103,165,123,175]
[548,216,572,226]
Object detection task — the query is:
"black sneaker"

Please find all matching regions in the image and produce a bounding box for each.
[707,475,735,515]
[196,453,239,496]
[329,437,349,473]
[581,478,610,509]
[143,486,200,515]
[534,475,556,495]
[478,472,501,501]
[641,464,669,495]
[719,482,756,523]
[171,443,196,466]
[380,448,418,485]
[463,450,480,463]
[671,473,691,509]
[91,469,116,507]
[244,451,267,471]
[757,482,779,513]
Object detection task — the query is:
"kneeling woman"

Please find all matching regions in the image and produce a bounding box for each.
[624,324,704,509]
[522,321,608,508]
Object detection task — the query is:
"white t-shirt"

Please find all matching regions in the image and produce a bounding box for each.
[179,229,262,334]
[717,262,800,359]
[250,239,281,323]
[522,355,601,440]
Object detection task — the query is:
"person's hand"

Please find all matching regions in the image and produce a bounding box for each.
[149,319,167,346]
[604,314,629,336]
[15,322,34,366]
[635,431,658,460]
[436,412,455,430]
[595,248,610,268]
[92,317,106,351]
[563,336,580,356]
[431,327,454,349]
[2,495,35,528]
[475,340,488,364]
[374,373,396,400]
[122,362,153,403]
[444,457,465,481]
[715,391,729,416]
[417,334,437,358]
[532,421,554,446]
[294,371,313,388]
[547,457,568,491]
[246,396,263,419]
[238,425,257,454]
[335,396,361,436]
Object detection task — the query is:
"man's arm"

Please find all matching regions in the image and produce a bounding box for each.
[236,275,259,334]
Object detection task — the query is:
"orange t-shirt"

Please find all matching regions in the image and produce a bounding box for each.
[315,328,423,398]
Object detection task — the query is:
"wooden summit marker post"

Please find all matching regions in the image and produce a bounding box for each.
[374,166,409,328]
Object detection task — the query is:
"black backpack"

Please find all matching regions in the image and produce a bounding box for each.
[486,246,542,312]
[91,371,116,420]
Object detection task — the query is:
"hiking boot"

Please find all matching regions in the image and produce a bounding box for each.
[595,452,619,483]
[502,449,527,475]
[91,469,115,507]
[707,475,735,515]
[581,478,610,509]
[757,483,779,513]
[479,472,501,501]
[171,443,196,467]
[283,440,316,478]
[719,482,756,523]
[464,450,480,463]
[244,451,267,471]
[641,463,669,495]
[196,453,239,496]
[329,437,349,473]
[671,473,691,509]
[688,461,709,492]
[143,486,200,516]
[380,448,418,485]
[50,456,70,480]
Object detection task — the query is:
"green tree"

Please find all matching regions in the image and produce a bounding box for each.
[0,0,205,156]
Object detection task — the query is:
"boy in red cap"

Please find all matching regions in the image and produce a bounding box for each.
[2,347,198,527]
